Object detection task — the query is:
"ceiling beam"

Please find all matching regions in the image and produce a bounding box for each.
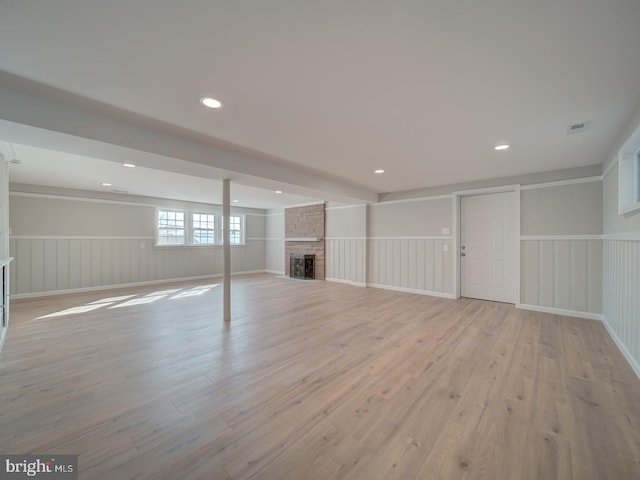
[0,72,378,204]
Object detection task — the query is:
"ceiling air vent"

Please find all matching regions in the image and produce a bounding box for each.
[567,121,590,135]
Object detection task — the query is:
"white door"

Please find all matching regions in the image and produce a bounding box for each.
[460,191,516,303]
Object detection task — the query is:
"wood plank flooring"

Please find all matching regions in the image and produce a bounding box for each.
[1,274,639,479]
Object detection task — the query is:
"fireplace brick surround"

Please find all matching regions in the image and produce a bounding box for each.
[284,203,325,280]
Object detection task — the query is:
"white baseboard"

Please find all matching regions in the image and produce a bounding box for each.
[367,283,456,299]
[325,277,367,288]
[230,270,268,276]
[601,317,640,380]
[11,270,270,300]
[518,303,604,321]
[264,269,285,275]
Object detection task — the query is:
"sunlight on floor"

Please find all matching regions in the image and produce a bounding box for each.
[37,303,114,319]
[35,283,221,319]
[87,295,137,304]
[169,285,218,299]
[144,289,181,297]
[109,295,167,308]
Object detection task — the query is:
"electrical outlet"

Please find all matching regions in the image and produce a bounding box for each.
[442,227,449,235]
[443,244,449,253]
[140,242,145,249]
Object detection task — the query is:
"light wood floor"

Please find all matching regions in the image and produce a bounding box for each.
[1,274,639,479]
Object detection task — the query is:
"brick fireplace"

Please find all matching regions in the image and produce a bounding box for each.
[284,203,325,280]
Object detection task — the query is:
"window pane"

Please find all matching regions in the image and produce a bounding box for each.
[230,215,241,244]
[157,210,185,245]
[192,213,216,244]
[221,215,243,244]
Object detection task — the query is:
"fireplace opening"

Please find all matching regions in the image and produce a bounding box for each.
[289,254,315,280]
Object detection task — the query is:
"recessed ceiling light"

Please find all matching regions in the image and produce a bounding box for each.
[101,182,112,187]
[275,190,283,194]
[232,199,239,203]
[123,163,135,168]
[200,97,223,109]
[494,144,510,151]
[374,169,385,174]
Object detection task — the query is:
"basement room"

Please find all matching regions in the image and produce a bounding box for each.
[0,1,639,479]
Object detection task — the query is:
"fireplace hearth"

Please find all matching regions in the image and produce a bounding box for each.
[289,254,315,280]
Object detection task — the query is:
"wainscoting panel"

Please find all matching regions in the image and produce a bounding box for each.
[603,239,640,377]
[9,237,266,296]
[264,238,284,274]
[325,238,366,285]
[520,239,602,314]
[367,238,453,295]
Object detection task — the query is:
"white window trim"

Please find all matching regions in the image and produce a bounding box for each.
[191,212,217,246]
[155,208,246,247]
[220,214,246,246]
[618,122,640,215]
[155,208,187,246]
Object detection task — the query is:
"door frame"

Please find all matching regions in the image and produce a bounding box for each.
[452,184,521,306]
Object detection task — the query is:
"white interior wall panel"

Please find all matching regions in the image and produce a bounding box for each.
[603,240,640,376]
[325,239,366,285]
[264,212,285,274]
[367,238,453,295]
[520,239,602,314]
[264,239,284,274]
[325,205,367,286]
[9,237,265,297]
[9,190,267,297]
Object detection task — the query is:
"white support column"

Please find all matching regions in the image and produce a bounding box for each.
[222,179,231,322]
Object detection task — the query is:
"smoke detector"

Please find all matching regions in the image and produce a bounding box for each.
[567,121,591,135]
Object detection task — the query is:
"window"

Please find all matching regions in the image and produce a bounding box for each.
[618,123,640,214]
[155,210,244,247]
[222,215,244,245]
[157,210,185,245]
[192,213,216,245]
[229,215,242,245]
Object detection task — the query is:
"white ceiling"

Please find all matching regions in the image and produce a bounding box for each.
[7,144,320,209]
[1,0,640,205]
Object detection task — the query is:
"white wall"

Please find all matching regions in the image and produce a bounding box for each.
[520,180,603,316]
[325,199,455,296]
[325,205,367,286]
[521,181,602,235]
[322,179,605,308]
[602,160,640,377]
[520,238,602,314]
[367,198,453,296]
[9,187,267,297]
[368,198,452,237]
[264,210,284,274]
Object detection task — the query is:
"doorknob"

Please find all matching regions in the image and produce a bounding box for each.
[461,245,466,249]
[461,252,466,257]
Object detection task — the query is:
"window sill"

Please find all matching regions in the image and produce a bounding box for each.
[619,203,640,216]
